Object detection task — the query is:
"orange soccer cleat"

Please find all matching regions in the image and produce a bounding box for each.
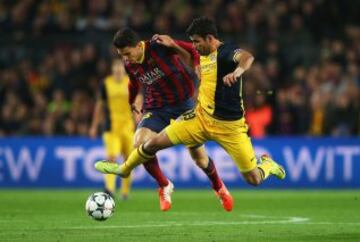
[215,183,233,212]
[158,181,174,211]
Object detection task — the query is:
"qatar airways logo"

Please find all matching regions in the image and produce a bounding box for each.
[138,67,165,85]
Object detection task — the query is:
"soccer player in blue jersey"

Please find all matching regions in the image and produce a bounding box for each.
[98,28,233,212]
[96,17,285,192]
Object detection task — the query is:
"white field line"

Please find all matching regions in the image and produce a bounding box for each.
[66,215,310,230]
[65,220,360,230]
[3,214,360,230]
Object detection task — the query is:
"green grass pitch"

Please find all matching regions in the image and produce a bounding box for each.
[0,189,359,242]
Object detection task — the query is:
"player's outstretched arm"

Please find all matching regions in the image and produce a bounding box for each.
[174,40,201,79]
[152,34,199,70]
[223,49,254,87]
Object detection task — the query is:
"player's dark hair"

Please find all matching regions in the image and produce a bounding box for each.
[113,27,140,48]
[186,16,218,39]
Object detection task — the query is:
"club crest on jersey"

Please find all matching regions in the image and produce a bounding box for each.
[233,49,243,62]
[138,67,165,85]
[142,112,152,119]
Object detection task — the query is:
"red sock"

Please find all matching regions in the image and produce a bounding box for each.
[202,158,223,191]
[143,156,169,187]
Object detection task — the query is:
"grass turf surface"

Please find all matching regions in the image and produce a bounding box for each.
[0,190,359,242]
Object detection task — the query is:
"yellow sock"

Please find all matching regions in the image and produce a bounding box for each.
[120,175,132,197]
[257,161,272,180]
[120,145,154,175]
[104,174,116,193]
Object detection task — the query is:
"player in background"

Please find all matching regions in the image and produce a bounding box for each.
[96,27,233,212]
[89,58,140,200]
[95,17,285,192]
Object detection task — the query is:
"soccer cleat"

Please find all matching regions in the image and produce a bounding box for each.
[158,181,174,212]
[94,160,130,178]
[215,183,233,212]
[260,154,286,180]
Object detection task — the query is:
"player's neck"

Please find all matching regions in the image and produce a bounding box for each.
[210,39,223,53]
[113,75,124,81]
[213,39,223,50]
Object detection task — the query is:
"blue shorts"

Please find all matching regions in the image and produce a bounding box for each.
[137,99,194,133]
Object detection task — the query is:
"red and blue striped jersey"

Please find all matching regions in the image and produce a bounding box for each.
[125,40,199,110]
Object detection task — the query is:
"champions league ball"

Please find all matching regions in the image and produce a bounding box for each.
[85,192,115,221]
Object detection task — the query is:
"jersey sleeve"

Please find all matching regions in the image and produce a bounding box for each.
[219,44,242,64]
[174,40,200,67]
[151,40,200,67]
[124,63,141,105]
[232,48,245,63]
[128,76,141,105]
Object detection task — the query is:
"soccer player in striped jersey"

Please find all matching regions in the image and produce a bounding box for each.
[96,17,285,195]
[97,28,233,212]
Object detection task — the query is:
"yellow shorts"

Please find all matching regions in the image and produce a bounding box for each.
[165,106,257,173]
[102,125,134,158]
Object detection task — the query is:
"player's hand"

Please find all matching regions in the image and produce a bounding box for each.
[89,126,97,139]
[134,113,142,124]
[131,104,141,114]
[152,34,175,48]
[223,67,245,86]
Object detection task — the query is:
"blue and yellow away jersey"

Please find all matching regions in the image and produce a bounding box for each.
[198,43,244,120]
[100,75,134,131]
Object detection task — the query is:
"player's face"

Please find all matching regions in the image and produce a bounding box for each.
[190,35,212,55]
[117,43,142,63]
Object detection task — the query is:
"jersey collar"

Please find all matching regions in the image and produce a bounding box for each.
[136,41,146,64]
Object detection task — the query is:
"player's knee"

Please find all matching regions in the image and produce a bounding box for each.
[133,128,155,148]
[134,135,147,148]
[143,137,161,154]
[144,133,172,154]
[133,140,141,148]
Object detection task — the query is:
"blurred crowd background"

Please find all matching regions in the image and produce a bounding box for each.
[0,0,359,137]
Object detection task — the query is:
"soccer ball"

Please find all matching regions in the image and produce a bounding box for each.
[85,192,115,221]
